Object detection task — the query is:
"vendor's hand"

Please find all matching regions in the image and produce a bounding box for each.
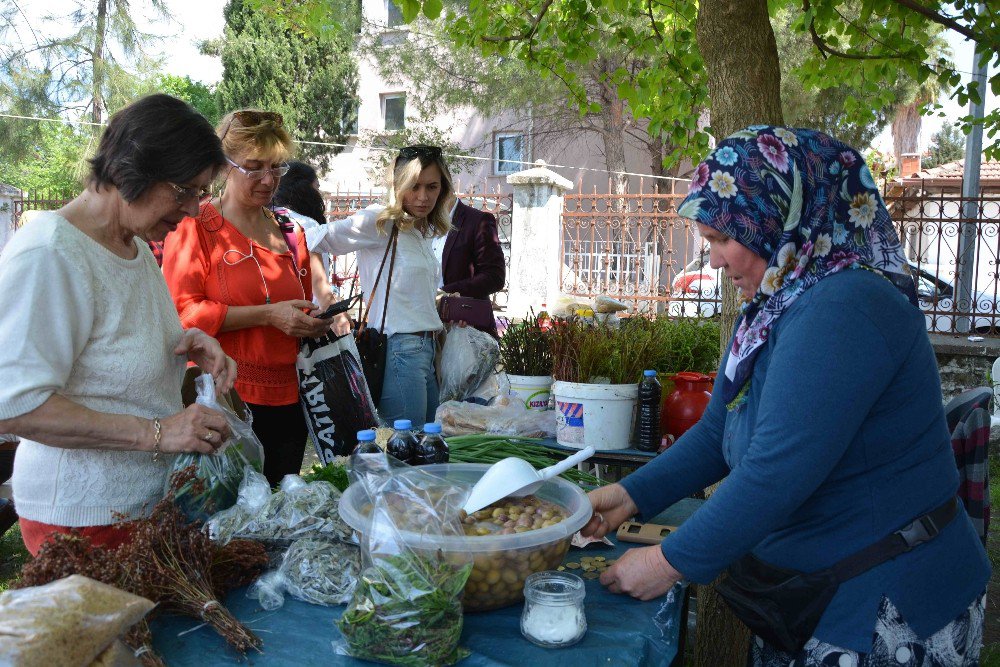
[174,328,237,395]
[156,404,232,454]
[581,483,638,539]
[331,312,352,336]
[600,545,683,601]
[267,300,332,338]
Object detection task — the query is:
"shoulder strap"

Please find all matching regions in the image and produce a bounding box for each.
[359,226,400,331]
[273,210,301,273]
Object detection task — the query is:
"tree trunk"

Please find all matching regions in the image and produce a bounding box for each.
[891,101,921,168]
[649,133,666,194]
[92,0,108,126]
[694,1,784,664]
[595,60,630,195]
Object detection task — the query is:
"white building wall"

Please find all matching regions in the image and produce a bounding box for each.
[320,0,678,197]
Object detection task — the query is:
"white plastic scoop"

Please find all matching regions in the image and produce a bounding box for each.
[462,446,597,515]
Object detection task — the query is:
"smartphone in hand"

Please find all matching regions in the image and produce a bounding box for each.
[315,294,360,319]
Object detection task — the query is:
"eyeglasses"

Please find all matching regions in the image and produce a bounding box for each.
[226,157,290,181]
[397,144,443,163]
[167,181,211,205]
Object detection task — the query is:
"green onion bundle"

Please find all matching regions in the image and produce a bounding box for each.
[445,435,606,487]
[498,315,553,376]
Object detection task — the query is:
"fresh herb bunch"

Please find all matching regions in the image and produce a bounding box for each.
[338,553,472,666]
[172,440,263,522]
[498,314,553,376]
[550,318,660,384]
[445,435,606,487]
[302,462,350,492]
[649,317,721,374]
[550,317,721,384]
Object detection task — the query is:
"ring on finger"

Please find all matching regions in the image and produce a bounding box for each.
[202,432,214,442]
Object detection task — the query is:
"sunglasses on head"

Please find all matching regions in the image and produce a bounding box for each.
[397,145,442,163]
[221,110,284,142]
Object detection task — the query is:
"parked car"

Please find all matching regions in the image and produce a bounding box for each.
[667,252,1000,332]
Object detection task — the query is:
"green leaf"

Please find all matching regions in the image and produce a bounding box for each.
[422,0,444,19]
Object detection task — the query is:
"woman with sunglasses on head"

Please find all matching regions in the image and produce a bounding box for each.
[163,109,335,487]
[0,94,237,555]
[306,145,453,426]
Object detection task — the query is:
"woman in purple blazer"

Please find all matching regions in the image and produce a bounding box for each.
[440,199,506,336]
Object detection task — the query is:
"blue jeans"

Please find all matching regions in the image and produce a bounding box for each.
[378,333,439,426]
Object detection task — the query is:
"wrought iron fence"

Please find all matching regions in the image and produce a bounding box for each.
[12,190,76,230]
[560,188,712,315]
[886,185,1000,335]
[558,181,1000,335]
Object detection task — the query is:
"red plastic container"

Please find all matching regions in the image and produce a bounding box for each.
[661,372,713,443]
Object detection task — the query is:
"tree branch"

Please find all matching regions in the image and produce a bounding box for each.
[646,0,664,43]
[481,0,555,43]
[803,0,904,60]
[890,0,987,44]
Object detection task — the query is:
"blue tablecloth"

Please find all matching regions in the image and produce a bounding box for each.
[151,537,687,666]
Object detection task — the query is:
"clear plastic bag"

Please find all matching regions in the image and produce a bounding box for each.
[437,324,500,403]
[247,538,362,610]
[334,457,472,666]
[168,374,265,521]
[435,395,557,438]
[0,575,154,667]
[206,469,352,547]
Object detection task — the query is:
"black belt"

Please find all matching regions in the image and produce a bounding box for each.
[831,496,959,582]
[399,331,436,339]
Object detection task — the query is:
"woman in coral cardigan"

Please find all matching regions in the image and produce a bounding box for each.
[163,109,336,487]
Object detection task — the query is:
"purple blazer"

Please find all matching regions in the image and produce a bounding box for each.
[442,200,505,335]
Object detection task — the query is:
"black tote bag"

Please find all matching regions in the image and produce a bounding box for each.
[354,226,399,405]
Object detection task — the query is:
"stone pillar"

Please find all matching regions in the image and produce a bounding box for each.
[0,185,20,253]
[505,161,572,319]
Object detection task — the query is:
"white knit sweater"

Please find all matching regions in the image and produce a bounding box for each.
[0,212,186,526]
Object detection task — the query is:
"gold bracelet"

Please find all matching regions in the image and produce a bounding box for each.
[151,418,162,462]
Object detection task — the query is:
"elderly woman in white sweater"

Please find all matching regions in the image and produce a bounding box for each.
[0,95,237,555]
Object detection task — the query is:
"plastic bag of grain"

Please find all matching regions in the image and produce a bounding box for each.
[0,575,154,667]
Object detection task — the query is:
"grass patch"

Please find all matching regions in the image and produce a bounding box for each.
[0,523,28,593]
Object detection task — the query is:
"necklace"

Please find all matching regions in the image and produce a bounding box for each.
[220,204,307,305]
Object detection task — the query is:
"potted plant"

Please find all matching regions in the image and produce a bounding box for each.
[498,314,554,411]
[549,318,662,450]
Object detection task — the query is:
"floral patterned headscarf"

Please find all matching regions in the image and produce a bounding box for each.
[678,126,918,405]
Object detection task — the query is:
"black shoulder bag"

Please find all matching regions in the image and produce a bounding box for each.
[354,226,399,405]
[716,497,958,653]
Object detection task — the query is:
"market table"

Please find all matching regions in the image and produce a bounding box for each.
[151,498,703,666]
[540,438,659,479]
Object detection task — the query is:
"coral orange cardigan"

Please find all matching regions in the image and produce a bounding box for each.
[162,204,312,406]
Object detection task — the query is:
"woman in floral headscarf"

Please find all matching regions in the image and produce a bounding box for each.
[582,127,990,666]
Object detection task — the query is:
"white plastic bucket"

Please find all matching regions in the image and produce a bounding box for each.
[552,381,639,450]
[507,374,554,411]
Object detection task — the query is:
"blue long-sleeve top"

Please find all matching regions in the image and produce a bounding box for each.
[621,269,990,651]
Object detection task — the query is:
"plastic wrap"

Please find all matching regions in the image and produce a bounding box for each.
[334,458,472,666]
[247,538,362,610]
[438,325,500,403]
[435,396,557,438]
[168,374,265,521]
[206,469,352,548]
[0,575,154,667]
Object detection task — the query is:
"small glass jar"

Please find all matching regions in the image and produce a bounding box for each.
[520,570,587,648]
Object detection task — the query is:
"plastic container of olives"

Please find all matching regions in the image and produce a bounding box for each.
[338,463,591,612]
